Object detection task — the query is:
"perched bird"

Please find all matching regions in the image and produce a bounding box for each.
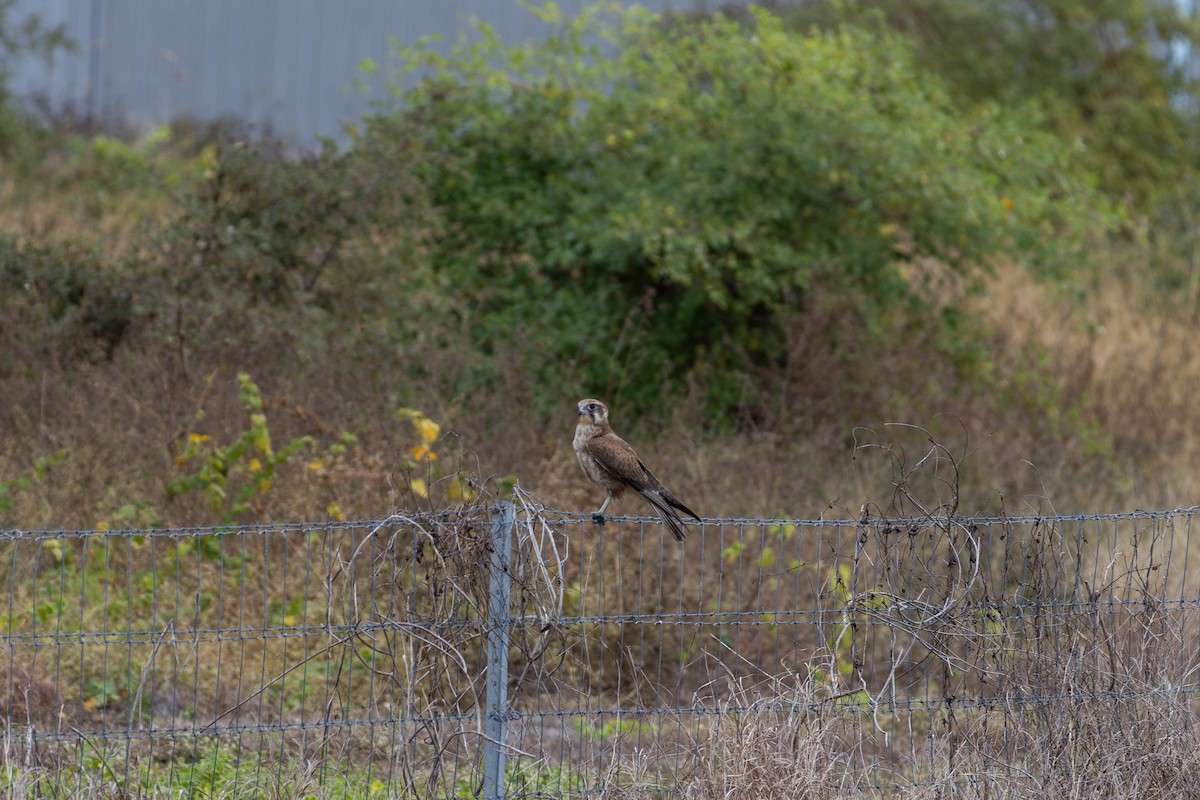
[573,398,700,541]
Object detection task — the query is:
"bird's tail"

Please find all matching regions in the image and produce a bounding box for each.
[641,490,687,542]
[660,487,701,522]
[645,477,700,521]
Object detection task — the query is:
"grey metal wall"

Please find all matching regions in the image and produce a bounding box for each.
[7,1,713,148]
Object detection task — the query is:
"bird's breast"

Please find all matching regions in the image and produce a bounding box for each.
[573,425,622,491]
[572,423,590,451]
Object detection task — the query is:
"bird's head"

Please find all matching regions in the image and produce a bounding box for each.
[577,398,609,426]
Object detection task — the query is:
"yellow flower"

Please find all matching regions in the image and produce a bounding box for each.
[95,521,111,532]
[283,615,297,626]
[45,539,64,563]
[188,433,211,444]
[414,418,440,443]
[327,503,345,522]
[306,459,325,472]
[1001,197,1015,210]
[248,458,263,473]
[447,479,475,503]
[410,443,437,462]
[409,478,428,498]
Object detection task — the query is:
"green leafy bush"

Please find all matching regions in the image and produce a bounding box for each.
[373,4,1100,415]
[0,236,135,366]
[785,0,1200,214]
[0,0,73,159]
[145,132,435,370]
[162,140,362,308]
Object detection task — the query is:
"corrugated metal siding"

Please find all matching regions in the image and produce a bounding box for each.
[8,0,92,111]
[7,0,716,147]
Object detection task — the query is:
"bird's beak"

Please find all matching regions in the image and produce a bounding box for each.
[578,407,587,417]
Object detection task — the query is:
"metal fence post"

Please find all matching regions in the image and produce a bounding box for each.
[483,501,515,800]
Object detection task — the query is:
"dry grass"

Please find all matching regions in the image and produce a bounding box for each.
[0,163,1183,531]
[2,224,1199,530]
[548,503,1200,798]
[669,677,1200,800]
[981,257,1200,510]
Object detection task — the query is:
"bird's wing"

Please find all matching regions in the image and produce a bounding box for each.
[586,434,701,521]
[583,435,651,491]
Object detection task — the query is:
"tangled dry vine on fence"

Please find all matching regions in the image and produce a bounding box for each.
[841,423,985,736]
[0,500,571,797]
[197,498,569,797]
[816,425,1200,794]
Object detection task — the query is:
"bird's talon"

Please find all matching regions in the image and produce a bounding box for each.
[591,513,607,526]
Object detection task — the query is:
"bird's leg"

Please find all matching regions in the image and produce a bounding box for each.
[592,494,612,526]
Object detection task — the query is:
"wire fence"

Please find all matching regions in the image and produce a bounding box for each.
[2,498,1200,797]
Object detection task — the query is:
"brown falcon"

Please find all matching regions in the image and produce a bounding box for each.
[573,398,700,541]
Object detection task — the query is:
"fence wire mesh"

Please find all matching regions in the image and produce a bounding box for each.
[2,501,1199,797]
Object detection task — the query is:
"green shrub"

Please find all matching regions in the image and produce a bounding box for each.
[784,0,1200,214]
[0,236,135,366]
[161,140,362,308]
[0,0,73,160]
[371,3,1101,416]
[145,132,435,368]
